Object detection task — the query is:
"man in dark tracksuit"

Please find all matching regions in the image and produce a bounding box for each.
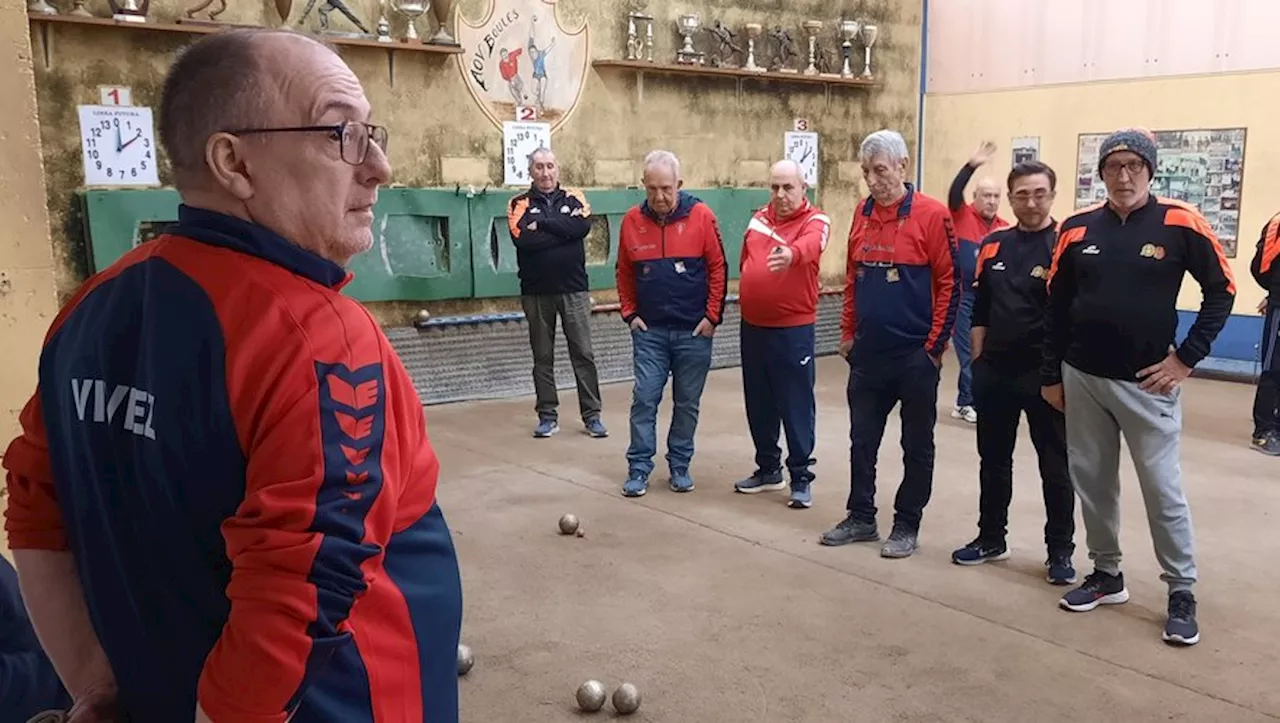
[1,554,72,721]
[1043,128,1234,646]
[949,161,1077,586]
[820,129,959,559]
[508,148,608,440]
[1249,213,1280,455]
[947,141,1010,423]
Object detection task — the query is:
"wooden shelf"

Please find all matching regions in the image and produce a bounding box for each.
[593,58,878,89]
[28,12,461,84]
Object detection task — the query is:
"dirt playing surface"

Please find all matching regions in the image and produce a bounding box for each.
[429,354,1280,722]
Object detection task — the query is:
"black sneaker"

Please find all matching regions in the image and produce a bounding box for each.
[1046,554,1077,585]
[819,514,879,546]
[1059,570,1129,612]
[951,538,1010,566]
[1252,430,1280,456]
[1162,591,1200,646]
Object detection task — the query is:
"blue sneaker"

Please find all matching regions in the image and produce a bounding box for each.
[585,418,609,438]
[1162,591,1199,646]
[733,470,785,494]
[1046,554,1078,585]
[951,538,1010,566]
[1059,570,1128,612]
[533,418,559,438]
[669,470,694,493]
[788,480,812,508]
[622,475,648,497]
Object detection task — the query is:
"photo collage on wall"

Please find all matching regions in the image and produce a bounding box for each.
[1074,128,1247,257]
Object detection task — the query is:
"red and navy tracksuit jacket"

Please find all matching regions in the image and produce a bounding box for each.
[948,164,1009,289]
[2,205,462,723]
[843,184,960,361]
[616,191,727,329]
[738,199,831,328]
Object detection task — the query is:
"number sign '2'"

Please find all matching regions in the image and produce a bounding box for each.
[78,105,160,187]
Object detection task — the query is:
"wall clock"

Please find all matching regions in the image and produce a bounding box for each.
[784,130,819,187]
[78,105,160,187]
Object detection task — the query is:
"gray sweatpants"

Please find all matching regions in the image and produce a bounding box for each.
[1062,362,1196,593]
[521,291,603,423]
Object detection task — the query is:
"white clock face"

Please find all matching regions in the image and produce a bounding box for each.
[503,121,552,187]
[78,105,160,187]
[784,130,819,187]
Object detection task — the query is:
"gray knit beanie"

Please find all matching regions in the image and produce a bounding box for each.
[1097,128,1157,176]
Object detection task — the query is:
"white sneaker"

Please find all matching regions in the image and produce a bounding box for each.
[951,406,977,423]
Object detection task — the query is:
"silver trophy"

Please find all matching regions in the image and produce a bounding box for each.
[109,0,149,22]
[28,0,58,14]
[860,23,879,78]
[802,20,823,75]
[743,22,765,72]
[429,0,457,45]
[628,12,654,60]
[676,13,705,65]
[394,0,428,41]
[839,19,861,78]
[376,0,392,41]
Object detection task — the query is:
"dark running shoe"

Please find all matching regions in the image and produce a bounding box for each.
[951,538,1010,566]
[734,469,786,494]
[1162,591,1200,646]
[1059,570,1128,612]
[1046,554,1078,585]
[1252,431,1280,456]
[820,514,879,546]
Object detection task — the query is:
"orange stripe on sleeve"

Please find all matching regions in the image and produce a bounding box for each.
[974,241,1001,281]
[1262,215,1280,275]
[1164,205,1238,295]
[507,197,529,238]
[1046,226,1086,288]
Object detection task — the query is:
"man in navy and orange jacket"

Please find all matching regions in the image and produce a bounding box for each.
[820,129,959,559]
[616,151,727,497]
[732,160,831,510]
[947,141,1010,422]
[1249,213,1280,455]
[3,29,461,722]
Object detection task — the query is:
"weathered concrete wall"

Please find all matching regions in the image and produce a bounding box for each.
[26,0,921,328]
[2,0,59,478]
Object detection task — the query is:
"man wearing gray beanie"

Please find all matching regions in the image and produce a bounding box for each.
[1041,127,1235,646]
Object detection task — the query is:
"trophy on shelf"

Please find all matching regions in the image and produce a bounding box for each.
[860,23,879,78]
[839,18,861,78]
[769,26,798,73]
[705,20,743,68]
[743,22,765,72]
[28,0,57,13]
[181,0,228,23]
[376,0,392,42]
[69,0,93,15]
[627,12,654,60]
[676,13,705,65]
[297,0,372,36]
[802,20,823,75]
[429,0,458,45]
[108,0,150,22]
[392,0,429,41]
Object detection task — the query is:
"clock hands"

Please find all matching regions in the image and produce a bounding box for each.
[119,128,143,152]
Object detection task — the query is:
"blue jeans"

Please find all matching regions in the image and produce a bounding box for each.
[740,322,817,482]
[952,291,975,407]
[626,326,714,478]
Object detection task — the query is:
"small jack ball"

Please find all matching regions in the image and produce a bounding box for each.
[558,513,580,535]
[416,309,431,323]
[575,528,585,538]
[576,679,607,712]
[457,644,473,675]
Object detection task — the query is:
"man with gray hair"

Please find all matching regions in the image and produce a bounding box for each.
[507,147,607,439]
[821,129,959,558]
[615,150,727,497]
[3,28,463,721]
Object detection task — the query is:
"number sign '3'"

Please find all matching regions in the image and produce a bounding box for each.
[78,105,160,188]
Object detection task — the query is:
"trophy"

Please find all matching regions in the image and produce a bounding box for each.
[376,0,392,42]
[393,0,429,41]
[839,19,861,78]
[627,12,654,60]
[109,0,149,22]
[704,20,742,68]
[429,0,458,45]
[743,22,765,72]
[69,0,93,15]
[802,20,823,75]
[676,13,704,65]
[181,0,228,23]
[860,23,879,78]
[28,0,58,14]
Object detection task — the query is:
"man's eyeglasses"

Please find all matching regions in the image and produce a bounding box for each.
[1100,160,1147,179]
[1011,189,1053,203]
[224,120,389,165]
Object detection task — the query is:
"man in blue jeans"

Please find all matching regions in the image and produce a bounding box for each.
[615,150,728,496]
[948,141,1009,424]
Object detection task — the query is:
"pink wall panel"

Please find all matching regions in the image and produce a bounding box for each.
[927,0,1280,94]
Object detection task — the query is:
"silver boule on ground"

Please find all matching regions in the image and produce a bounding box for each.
[575,679,607,712]
[456,643,473,676]
[612,682,641,715]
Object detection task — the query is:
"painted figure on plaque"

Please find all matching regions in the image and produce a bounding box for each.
[769,26,798,72]
[706,21,742,67]
[528,14,557,112]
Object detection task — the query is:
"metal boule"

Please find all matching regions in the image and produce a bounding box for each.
[612,682,641,715]
[575,679,607,712]
[416,309,431,323]
[558,513,580,535]
[457,643,473,675]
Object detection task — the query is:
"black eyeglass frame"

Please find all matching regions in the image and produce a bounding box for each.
[223,121,389,165]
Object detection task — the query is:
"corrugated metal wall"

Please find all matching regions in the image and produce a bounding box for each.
[387,294,846,406]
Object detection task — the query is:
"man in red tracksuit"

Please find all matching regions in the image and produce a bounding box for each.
[733,160,831,510]
[616,150,727,497]
[3,29,461,722]
[821,129,959,559]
